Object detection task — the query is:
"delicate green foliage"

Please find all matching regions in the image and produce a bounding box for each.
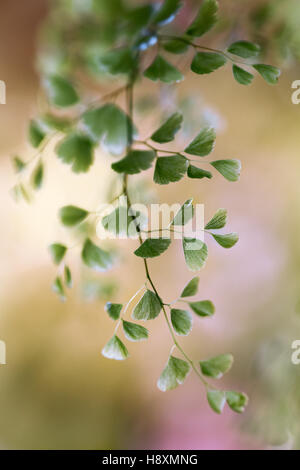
[210,159,241,182]
[52,276,66,301]
[171,308,192,336]
[180,277,199,298]
[112,150,155,174]
[105,302,122,320]
[163,39,189,54]
[144,55,183,83]
[153,0,182,26]
[13,156,26,173]
[200,353,233,379]
[122,320,149,342]
[82,238,114,272]
[132,290,162,321]
[205,208,227,230]
[187,165,212,179]
[183,238,208,271]
[227,40,260,58]
[157,355,190,391]
[154,155,187,184]
[102,335,129,361]
[49,243,67,265]
[56,133,94,173]
[189,300,215,317]
[134,238,171,258]
[207,390,226,414]
[191,52,226,75]
[226,391,248,413]
[97,48,134,75]
[253,64,281,84]
[83,105,134,156]
[102,206,145,236]
[171,199,194,226]
[184,127,216,156]
[59,205,89,226]
[212,232,239,248]
[32,161,44,189]
[64,265,72,288]
[151,112,183,144]
[232,65,254,86]
[43,75,79,107]
[186,0,218,37]
[29,120,46,148]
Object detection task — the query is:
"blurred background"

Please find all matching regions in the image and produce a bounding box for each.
[1,0,300,450]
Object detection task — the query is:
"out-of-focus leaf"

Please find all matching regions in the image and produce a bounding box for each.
[52,276,66,302]
[163,39,189,54]
[82,238,114,272]
[102,335,129,360]
[144,55,183,83]
[186,0,218,37]
[32,161,44,189]
[191,52,226,75]
[97,48,135,75]
[43,75,79,107]
[56,133,94,173]
[200,353,233,378]
[64,265,72,288]
[49,243,67,264]
[153,0,182,26]
[83,104,134,155]
[29,120,46,148]
[59,205,89,226]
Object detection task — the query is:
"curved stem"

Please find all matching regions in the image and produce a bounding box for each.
[123,76,210,390]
